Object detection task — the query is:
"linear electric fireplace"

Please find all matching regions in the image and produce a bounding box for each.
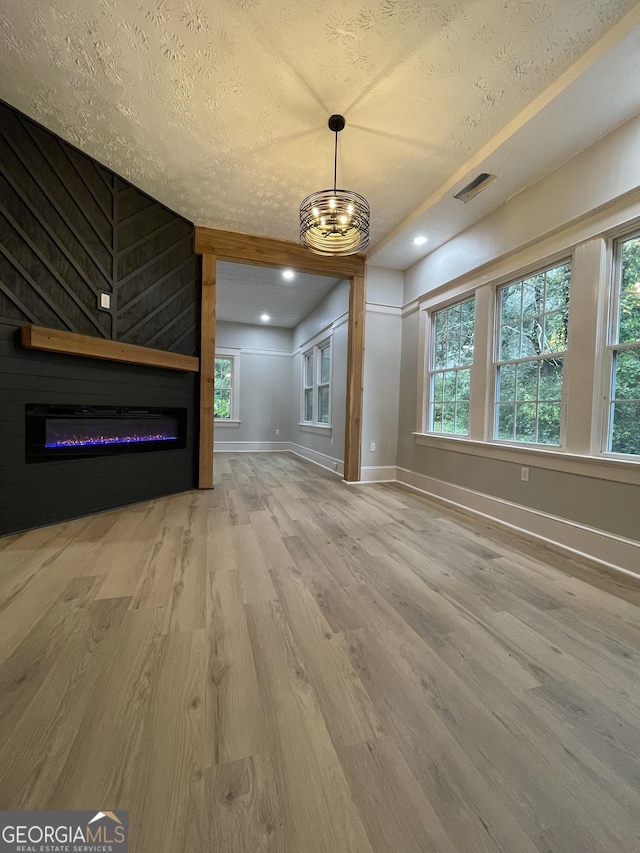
[26,404,188,462]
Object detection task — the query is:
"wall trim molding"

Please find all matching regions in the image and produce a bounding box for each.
[213,441,344,478]
[238,347,291,358]
[214,440,290,453]
[289,442,344,477]
[395,465,640,579]
[359,465,398,483]
[293,310,349,355]
[365,303,402,317]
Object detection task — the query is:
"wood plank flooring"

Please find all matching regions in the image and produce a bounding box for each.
[1,452,639,852]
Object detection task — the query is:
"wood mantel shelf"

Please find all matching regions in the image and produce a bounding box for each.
[21,325,199,373]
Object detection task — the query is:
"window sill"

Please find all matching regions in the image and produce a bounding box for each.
[215,419,241,428]
[412,432,640,485]
[299,423,332,435]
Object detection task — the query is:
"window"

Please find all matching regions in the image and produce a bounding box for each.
[494,261,571,445]
[214,357,233,419]
[302,340,331,425]
[607,234,640,455]
[429,297,475,434]
[214,351,240,421]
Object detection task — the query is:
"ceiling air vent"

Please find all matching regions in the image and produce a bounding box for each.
[453,173,497,203]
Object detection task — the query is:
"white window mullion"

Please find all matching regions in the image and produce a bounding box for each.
[563,238,607,455]
[469,284,493,441]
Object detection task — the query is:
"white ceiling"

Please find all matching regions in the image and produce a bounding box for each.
[217,262,341,327]
[1,0,640,279]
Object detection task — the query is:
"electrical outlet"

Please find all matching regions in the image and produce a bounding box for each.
[275,429,279,435]
[370,442,376,452]
[99,292,111,310]
[521,466,529,482]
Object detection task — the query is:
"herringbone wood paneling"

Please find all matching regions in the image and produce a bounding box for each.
[115,177,199,356]
[0,99,200,356]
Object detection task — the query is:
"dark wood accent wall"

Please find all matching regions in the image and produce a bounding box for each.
[0,99,201,535]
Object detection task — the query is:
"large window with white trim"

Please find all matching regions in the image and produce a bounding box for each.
[429,297,475,435]
[607,233,640,456]
[302,340,331,425]
[494,261,571,445]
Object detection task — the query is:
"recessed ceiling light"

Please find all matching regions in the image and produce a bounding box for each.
[260,313,270,322]
[282,269,295,280]
[413,235,428,246]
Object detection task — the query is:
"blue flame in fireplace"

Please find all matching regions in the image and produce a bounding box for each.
[45,432,177,448]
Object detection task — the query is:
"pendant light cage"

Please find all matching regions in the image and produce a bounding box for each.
[300,115,370,256]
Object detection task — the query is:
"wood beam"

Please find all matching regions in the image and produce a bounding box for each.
[21,325,199,372]
[344,273,365,482]
[199,254,216,489]
[195,226,365,279]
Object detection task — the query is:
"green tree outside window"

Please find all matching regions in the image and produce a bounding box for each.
[610,235,640,455]
[214,357,232,419]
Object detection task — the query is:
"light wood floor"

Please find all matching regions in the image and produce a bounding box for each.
[1,453,639,852]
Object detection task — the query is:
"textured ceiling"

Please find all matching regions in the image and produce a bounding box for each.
[0,0,639,269]
[217,262,341,328]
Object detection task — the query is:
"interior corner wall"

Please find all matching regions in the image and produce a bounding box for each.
[361,266,403,479]
[290,280,349,473]
[396,114,640,563]
[0,99,200,536]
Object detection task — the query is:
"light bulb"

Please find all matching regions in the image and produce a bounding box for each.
[339,215,348,225]
[260,314,270,322]
[414,235,428,246]
[282,269,295,280]
[329,197,336,209]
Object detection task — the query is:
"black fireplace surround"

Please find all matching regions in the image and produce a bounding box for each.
[26,404,188,462]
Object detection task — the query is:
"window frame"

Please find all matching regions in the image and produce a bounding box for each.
[492,259,571,449]
[603,231,640,458]
[427,295,475,437]
[214,348,241,423]
[301,338,332,428]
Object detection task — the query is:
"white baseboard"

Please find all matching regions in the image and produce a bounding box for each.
[359,465,399,483]
[213,440,344,477]
[214,440,290,453]
[209,447,638,579]
[395,466,640,579]
[289,443,343,477]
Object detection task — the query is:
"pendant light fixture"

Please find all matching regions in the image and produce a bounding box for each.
[300,115,370,256]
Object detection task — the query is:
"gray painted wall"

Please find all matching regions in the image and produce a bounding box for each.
[395,119,640,543]
[361,266,403,472]
[397,311,638,540]
[215,321,292,443]
[291,280,349,466]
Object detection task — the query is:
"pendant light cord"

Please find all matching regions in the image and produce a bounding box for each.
[333,130,338,193]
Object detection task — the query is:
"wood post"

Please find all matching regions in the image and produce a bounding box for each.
[344,274,365,482]
[199,253,216,489]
